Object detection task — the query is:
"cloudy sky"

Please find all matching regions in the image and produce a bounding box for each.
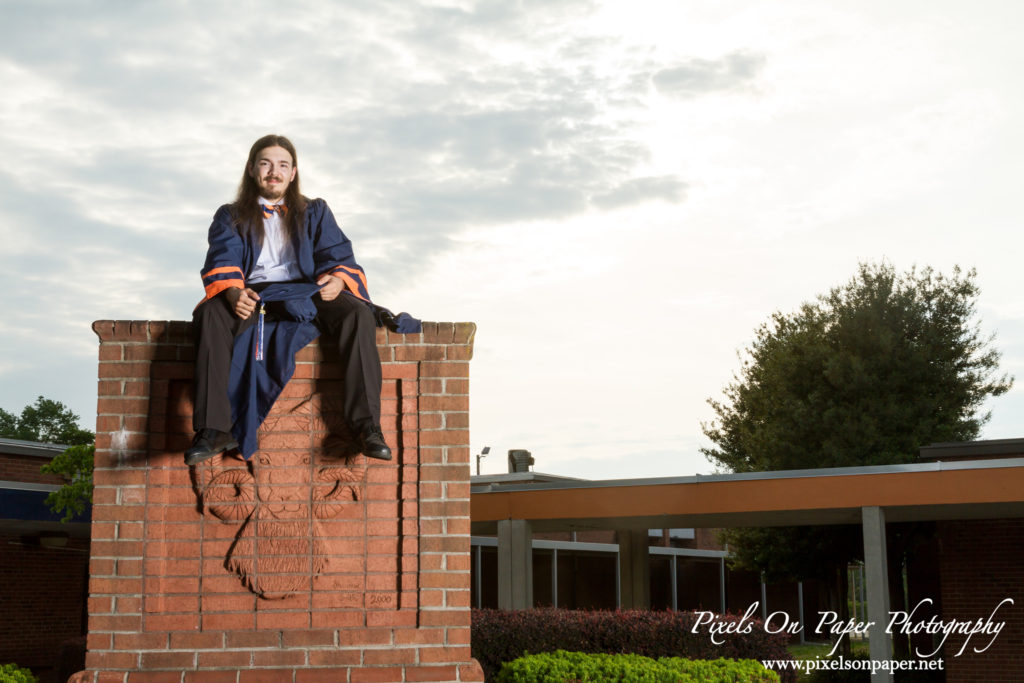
[2,0,1022,479]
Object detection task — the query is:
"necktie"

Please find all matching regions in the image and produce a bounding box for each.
[261,204,288,219]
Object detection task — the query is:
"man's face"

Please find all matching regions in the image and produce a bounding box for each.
[249,145,297,202]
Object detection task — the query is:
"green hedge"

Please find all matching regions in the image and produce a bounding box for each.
[495,650,780,682]
[0,664,38,683]
[472,609,795,682]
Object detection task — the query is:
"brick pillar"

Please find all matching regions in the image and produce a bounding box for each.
[73,320,484,683]
[616,529,650,610]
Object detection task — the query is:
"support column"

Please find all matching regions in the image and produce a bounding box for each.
[497,519,533,609]
[862,506,893,682]
[551,548,559,608]
[671,554,678,611]
[719,558,726,614]
[474,544,482,608]
[797,582,806,645]
[617,529,650,609]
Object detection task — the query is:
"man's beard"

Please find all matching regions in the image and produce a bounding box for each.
[259,178,286,201]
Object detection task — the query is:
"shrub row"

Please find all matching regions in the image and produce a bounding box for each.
[0,664,37,683]
[495,650,780,683]
[472,609,795,682]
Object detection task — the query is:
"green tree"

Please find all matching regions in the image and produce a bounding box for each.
[702,263,1011,651]
[40,443,95,522]
[1,396,95,522]
[0,395,93,445]
[0,408,17,437]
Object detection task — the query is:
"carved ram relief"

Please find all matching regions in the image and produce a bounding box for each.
[195,392,367,599]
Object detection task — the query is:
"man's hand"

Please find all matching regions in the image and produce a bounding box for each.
[224,287,260,319]
[317,274,347,302]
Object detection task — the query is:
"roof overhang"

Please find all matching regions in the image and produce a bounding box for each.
[470,458,1024,533]
[0,437,68,458]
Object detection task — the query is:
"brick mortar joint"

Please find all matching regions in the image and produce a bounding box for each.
[93,319,476,344]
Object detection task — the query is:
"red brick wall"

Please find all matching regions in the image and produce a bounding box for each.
[0,447,87,679]
[939,519,1024,682]
[0,453,67,485]
[73,320,483,683]
[0,535,89,670]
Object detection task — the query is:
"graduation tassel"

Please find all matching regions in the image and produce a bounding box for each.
[255,303,266,361]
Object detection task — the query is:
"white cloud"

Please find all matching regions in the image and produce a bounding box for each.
[1,0,1022,478]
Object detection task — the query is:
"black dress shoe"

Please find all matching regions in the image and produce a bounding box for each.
[184,428,238,466]
[359,426,392,461]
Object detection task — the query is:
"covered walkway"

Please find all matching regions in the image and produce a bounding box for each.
[471,456,1024,682]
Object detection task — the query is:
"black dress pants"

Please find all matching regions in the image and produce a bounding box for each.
[191,286,381,435]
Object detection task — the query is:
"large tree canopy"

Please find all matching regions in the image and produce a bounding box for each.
[0,395,94,446]
[700,263,1012,643]
[703,263,1011,474]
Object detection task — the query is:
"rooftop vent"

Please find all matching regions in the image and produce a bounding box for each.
[507,449,534,473]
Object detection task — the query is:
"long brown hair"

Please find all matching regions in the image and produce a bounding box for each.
[232,134,307,244]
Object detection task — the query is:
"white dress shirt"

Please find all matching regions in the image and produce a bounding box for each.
[248,198,302,283]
